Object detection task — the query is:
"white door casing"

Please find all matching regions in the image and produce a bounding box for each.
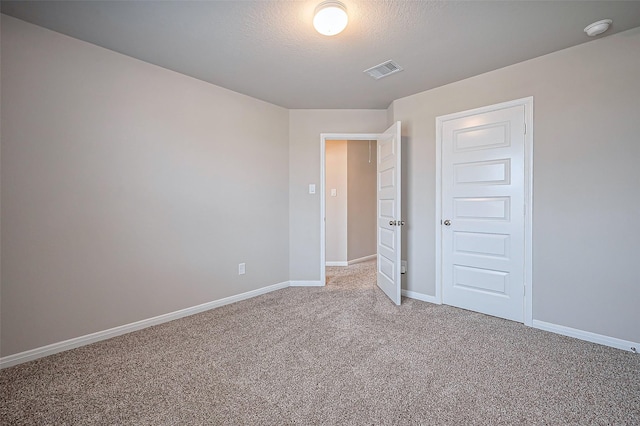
[437,99,533,324]
[376,122,402,305]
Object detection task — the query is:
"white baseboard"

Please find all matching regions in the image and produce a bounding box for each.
[401,289,441,304]
[348,254,376,265]
[0,281,290,369]
[532,320,639,353]
[8,283,634,370]
[289,280,324,287]
[325,261,348,267]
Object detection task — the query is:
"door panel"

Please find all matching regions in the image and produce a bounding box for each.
[454,159,510,185]
[442,106,525,322]
[453,231,510,258]
[453,123,511,151]
[453,265,509,295]
[454,197,511,220]
[376,122,402,305]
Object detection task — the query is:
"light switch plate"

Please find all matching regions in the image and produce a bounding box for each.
[309,184,316,194]
[331,189,337,197]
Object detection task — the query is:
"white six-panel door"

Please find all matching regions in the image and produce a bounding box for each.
[440,105,526,322]
[377,122,402,305]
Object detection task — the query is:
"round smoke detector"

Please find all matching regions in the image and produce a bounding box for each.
[584,19,612,37]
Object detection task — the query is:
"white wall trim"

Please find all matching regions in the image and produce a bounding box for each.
[0,281,290,369]
[402,289,441,305]
[289,280,324,287]
[4,280,634,369]
[434,113,443,305]
[325,261,348,267]
[348,254,376,265]
[532,320,639,353]
[523,99,534,327]
[435,96,534,326]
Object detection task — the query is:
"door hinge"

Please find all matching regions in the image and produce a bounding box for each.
[524,123,527,134]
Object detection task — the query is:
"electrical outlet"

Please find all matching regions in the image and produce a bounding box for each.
[238,263,246,275]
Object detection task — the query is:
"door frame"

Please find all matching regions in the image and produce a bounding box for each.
[435,97,534,326]
[320,133,380,286]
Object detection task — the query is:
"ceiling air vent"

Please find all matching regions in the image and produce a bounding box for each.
[363,60,403,80]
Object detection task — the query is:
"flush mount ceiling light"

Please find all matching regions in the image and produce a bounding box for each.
[584,19,612,37]
[313,1,348,36]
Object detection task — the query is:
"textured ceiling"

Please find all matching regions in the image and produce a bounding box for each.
[2,1,640,109]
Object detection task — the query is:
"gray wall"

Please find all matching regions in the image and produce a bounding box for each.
[2,13,638,358]
[391,27,640,343]
[1,16,290,356]
[347,140,376,262]
[289,110,387,281]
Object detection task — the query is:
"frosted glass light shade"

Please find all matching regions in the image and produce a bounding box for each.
[314,1,348,36]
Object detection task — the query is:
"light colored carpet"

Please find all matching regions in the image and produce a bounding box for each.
[1,260,639,424]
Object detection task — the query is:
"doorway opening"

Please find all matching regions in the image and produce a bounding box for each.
[324,139,378,272]
[320,133,379,287]
[320,123,402,305]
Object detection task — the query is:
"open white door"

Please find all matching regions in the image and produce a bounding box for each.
[376,122,402,305]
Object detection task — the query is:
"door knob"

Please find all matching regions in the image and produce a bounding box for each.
[389,220,397,226]
[443,220,451,226]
